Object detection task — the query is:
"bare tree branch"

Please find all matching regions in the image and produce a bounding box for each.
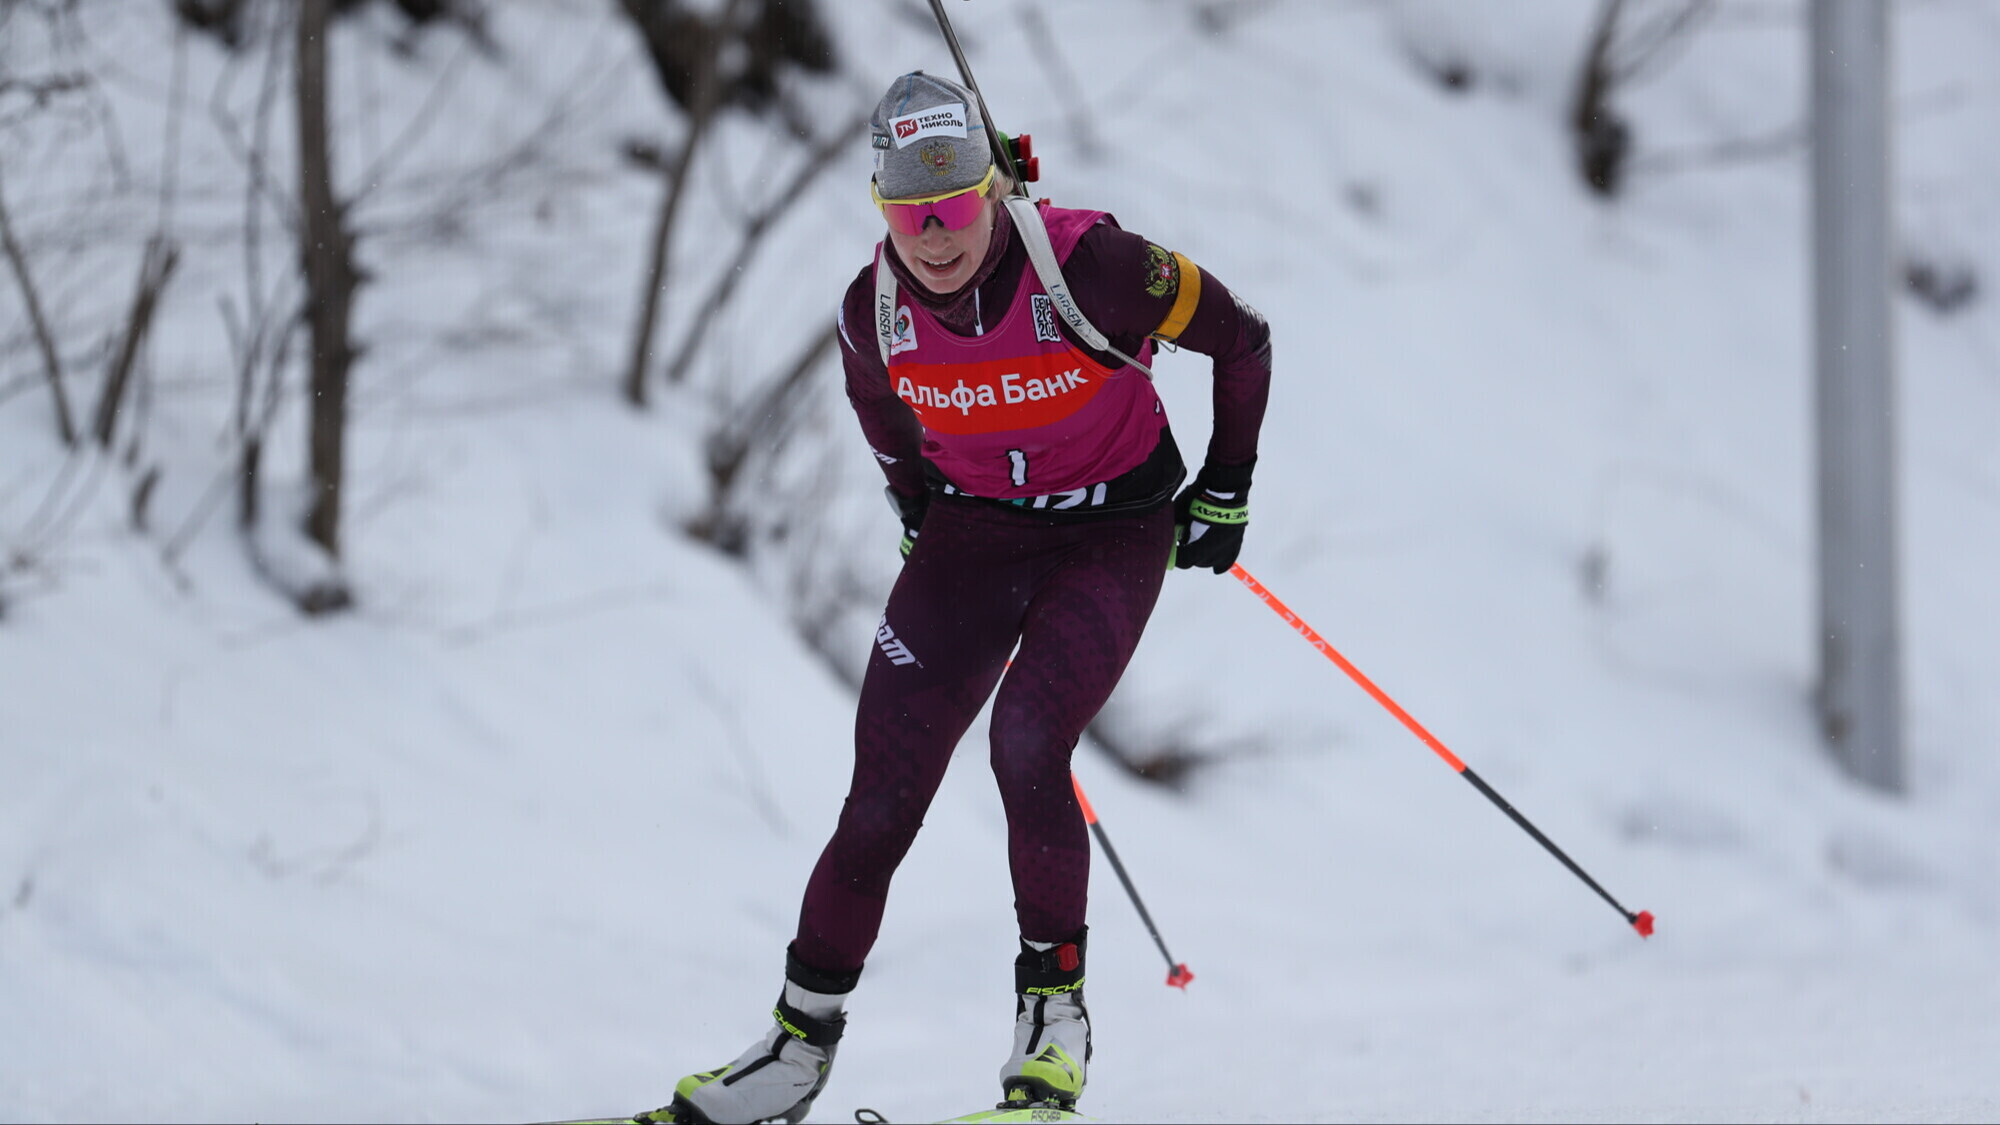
[217,11,305,544]
[348,32,477,208]
[1571,0,1716,196]
[129,464,162,533]
[0,72,90,105]
[0,173,77,446]
[1628,119,1804,176]
[16,441,112,572]
[685,319,841,555]
[158,18,191,231]
[663,110,865,387]
[0,372,39,408]
[620,0,752,408]
[1018,4,1103,160]
[350,71,606,247]
[222,292,298,533]
[208,3,302,248]
[1610,0,1714,86]
[622,119,708,406]
[92,235,181,448]
[238,6,291,393]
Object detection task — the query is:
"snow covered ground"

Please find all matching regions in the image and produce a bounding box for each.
[3,1,1998,1121]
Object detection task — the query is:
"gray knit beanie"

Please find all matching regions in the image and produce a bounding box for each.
[869,71,994,200]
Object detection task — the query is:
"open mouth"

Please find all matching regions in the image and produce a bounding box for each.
[919,252,964,278]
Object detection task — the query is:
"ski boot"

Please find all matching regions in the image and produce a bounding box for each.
[997,928,1091,1110]
[638,951,857,1125]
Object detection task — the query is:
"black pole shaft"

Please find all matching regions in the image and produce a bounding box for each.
[1459,767,1642,926]
[1231,563,1653,939]
[1086,820,1177,971]
[923,0,1031,198]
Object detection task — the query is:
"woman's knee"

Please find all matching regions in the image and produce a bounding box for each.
[988,710,1073,799]
[831,790,927,866]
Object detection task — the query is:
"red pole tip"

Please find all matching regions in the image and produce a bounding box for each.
[1167,964,1195,990]
[1632,911,1656,938]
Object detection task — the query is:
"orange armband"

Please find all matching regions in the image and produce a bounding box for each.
[1152,251,1202,344]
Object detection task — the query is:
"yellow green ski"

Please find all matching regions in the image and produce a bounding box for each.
[855,1094,1098,1124]
[538,1092,1098,1125]
[933,1105,1095,1124]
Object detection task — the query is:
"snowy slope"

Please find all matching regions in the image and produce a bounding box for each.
[4,1,1999,1122]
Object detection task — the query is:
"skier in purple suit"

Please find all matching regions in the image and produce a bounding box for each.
[646,72,1272,1125]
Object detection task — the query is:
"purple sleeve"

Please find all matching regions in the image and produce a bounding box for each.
[838,266,928,499]
[1065,225,1272,477]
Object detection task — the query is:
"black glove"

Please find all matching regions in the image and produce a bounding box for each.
[1171,461,1253,574]
[885,485,929,559]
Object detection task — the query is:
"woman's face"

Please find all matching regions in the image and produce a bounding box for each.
[886,194,996,294]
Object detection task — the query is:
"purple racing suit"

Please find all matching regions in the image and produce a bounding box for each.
[791,202,1272,974]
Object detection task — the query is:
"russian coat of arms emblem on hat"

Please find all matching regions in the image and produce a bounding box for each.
[918,140,957,176]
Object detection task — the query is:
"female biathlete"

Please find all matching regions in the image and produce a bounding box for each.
[645,72,1273,1125]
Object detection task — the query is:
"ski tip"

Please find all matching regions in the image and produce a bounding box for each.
[1166,963,1195,989]
[1632,910,1656,938]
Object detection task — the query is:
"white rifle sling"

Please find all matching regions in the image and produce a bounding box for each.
[1005,196,1154,378]
[873,245,898,369]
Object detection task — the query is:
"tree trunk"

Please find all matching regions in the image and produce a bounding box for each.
[295,0,356,560]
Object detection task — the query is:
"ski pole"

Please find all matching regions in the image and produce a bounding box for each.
[1072,774,1195,989]
[1228,563,1656,939]
[925,0,1031,200]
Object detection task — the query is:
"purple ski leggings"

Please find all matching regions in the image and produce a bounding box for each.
[791,495,1177,975]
